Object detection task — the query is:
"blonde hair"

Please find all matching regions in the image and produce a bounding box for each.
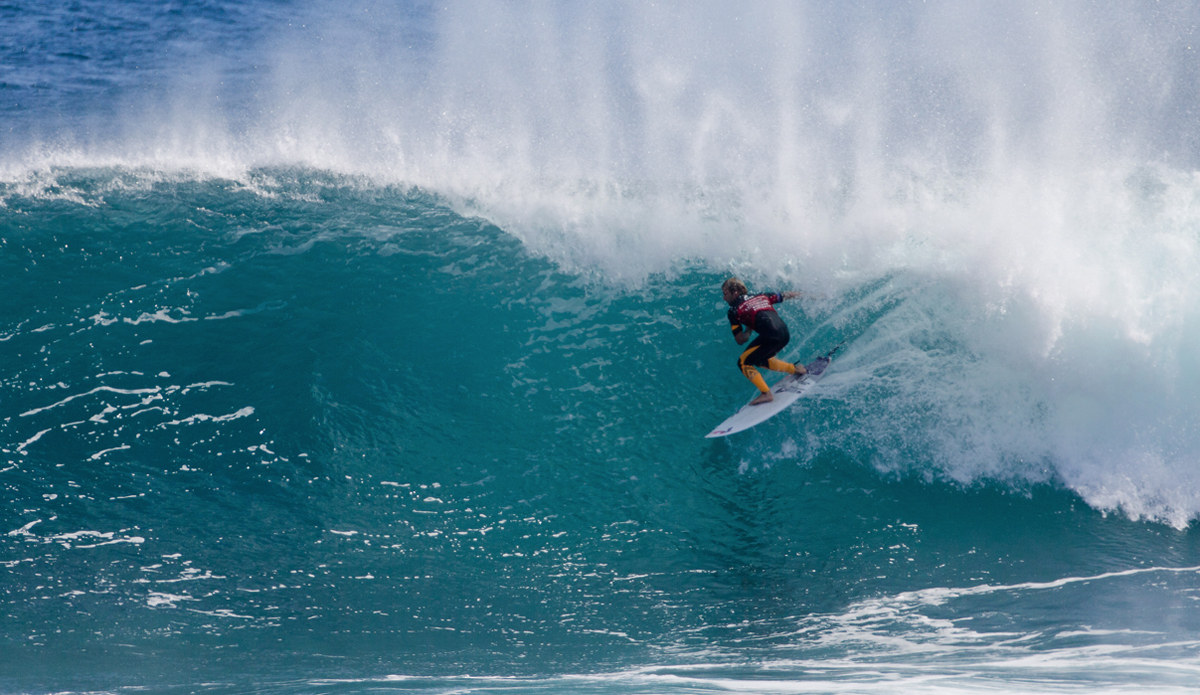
[722,277,748,296]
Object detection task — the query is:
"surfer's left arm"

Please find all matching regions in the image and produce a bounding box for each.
[781,291,828,301]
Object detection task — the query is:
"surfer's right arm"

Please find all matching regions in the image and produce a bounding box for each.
[728,303,752,344]
[730,320,752,344]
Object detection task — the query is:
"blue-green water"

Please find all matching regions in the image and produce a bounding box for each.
[5,3,1200,693]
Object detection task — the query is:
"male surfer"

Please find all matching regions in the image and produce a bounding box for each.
[722,278,806,405]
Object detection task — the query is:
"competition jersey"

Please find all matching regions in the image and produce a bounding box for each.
[727,293,784,335]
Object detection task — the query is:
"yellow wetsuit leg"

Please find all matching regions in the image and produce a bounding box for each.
[739,346,771,394]
[767,357,798,374]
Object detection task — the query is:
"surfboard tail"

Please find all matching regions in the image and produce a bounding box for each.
[804,356,831,378]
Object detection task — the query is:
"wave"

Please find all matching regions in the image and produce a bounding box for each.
[6,2,1200,528]
[5,164,1200,529]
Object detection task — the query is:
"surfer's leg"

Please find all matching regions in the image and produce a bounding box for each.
[767,357,801,375]
[741,364,771,394]
[758,330,803,376]
[754,316,794,376]
[738,345,771,394]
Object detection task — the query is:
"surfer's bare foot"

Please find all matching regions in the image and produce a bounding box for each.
[794,364,807,376]
[750,392,774,405]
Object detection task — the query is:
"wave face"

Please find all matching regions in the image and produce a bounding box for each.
[4,2,1200,693]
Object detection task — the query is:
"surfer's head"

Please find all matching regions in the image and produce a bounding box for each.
[722,277,747,305]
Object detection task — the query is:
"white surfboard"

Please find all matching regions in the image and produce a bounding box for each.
[705,356,831,438]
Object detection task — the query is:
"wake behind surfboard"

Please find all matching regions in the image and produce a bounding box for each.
[705,347,838,438]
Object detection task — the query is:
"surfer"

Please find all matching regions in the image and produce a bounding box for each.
[722,278,806,405]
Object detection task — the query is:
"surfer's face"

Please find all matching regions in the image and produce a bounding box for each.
[723,288,741,305]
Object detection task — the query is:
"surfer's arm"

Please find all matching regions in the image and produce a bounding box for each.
[728,305,752,343]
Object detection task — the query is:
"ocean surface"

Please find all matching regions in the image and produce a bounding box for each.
[4,2,1200,693]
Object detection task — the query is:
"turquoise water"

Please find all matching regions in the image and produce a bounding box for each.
[5,3,1200,693]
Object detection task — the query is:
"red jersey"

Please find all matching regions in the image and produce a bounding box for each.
[727,292,784,335]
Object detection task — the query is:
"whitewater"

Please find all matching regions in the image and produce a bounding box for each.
[3,1,1200,693]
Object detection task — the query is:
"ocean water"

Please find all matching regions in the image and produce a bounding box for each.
[4,2,1200,693]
